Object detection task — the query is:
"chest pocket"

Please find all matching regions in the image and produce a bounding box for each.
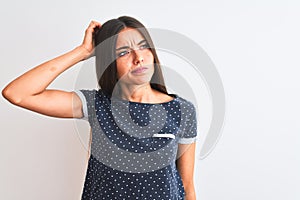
[152,133,176,139]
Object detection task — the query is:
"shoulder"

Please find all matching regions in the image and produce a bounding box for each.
[78,89,109,100]
[75,89,111,108]
[173,95,197,116]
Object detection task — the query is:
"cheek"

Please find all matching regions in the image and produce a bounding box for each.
[116,60,129,78]
[146,51,154,63]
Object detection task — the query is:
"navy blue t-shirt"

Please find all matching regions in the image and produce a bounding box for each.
[76,89,197,200]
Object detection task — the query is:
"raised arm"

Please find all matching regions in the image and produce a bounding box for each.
[2,21,101,118]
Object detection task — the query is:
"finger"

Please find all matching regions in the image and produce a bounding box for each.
[88,20,101,29]
[91,20,101,26]
[86,23,101,36]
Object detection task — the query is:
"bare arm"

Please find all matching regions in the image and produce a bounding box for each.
[176,142,196,200]
[2,21,101,118]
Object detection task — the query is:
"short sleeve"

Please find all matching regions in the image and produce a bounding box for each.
[75,89,105,126]
[177,100,198,144]
[74,90,89,121]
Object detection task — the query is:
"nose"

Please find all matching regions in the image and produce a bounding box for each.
[133,49,144,65]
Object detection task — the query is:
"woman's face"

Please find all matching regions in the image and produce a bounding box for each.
[115,28,154,86]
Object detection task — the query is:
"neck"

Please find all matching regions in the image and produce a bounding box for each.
[118,83,154,102]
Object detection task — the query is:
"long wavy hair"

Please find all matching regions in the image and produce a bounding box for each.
[94,16,168,97]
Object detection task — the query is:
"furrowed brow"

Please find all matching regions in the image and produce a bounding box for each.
[116,40,147,51]
[116,46,130,51]
[137,39,147,45]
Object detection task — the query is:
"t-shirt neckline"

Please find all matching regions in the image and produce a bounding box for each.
[111,94,178,105]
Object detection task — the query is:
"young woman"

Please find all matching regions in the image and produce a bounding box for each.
[2,16,197,200]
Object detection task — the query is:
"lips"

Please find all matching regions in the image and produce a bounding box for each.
[131,66,148,74]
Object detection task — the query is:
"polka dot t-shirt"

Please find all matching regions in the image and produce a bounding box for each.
[76,89,197,200]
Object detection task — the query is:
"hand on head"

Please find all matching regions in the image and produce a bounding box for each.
[81,20,101,59]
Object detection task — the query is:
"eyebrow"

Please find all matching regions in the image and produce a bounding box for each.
[116,39,147,51]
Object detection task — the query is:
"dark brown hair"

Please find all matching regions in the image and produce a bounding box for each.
[94,16,168,97]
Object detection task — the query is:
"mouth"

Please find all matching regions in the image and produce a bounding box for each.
[131,66,148,74]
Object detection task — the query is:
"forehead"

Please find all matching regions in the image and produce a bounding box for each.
[116,28,145,47]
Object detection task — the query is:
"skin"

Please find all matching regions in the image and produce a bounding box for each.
[2,21,196,200]
[177,143,197,199]
[1,21,101,118]
[115,28,172,103]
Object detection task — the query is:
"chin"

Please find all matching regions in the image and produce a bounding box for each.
[134,73,154,84]
[119,71,154,86]
[129,77,152,86]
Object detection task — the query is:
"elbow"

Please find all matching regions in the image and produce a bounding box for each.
[2,86,10,100]
[2,86,23,105]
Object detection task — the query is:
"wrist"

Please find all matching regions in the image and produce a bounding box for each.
[185,191,196,200]
[75,45,92,60]
[184,183,196,199]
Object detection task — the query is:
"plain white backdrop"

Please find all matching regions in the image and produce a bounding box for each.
[0,0,299,199]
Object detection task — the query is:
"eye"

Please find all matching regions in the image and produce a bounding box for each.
[117,50,130,57]
[139,43,150,50]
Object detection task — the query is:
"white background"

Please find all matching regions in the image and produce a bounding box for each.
[1,0,299,199]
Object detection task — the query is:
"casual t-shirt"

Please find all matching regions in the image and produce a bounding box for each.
[75,89,197,200]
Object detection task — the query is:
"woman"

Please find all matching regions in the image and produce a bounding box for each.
[2,16,197,200]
